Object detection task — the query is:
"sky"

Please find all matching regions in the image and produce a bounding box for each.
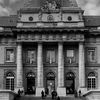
[0,0,100,16]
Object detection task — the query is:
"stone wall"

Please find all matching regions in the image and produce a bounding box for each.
[0,90,16,100]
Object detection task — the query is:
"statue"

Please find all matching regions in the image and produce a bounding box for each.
[42,0,61,11]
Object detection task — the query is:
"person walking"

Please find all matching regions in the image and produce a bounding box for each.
[51,90,54,99]
[41,90,45,99]
[74,90,78,98]
[79,90,81,98]
[57,96,60,100]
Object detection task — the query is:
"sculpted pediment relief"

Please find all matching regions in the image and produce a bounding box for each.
[41,0,61,11]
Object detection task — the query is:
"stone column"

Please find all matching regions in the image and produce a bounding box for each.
[79,42,86,93]
[98,69,100,90]
[16,43,23,92]
[36,43,44,96]
[97,46,100,90]
[57,42,66,96]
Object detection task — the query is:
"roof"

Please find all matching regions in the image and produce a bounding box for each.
[62,0,78,7]
[84,16,100,27]
[24,0,40,8]
[0,15,18,27]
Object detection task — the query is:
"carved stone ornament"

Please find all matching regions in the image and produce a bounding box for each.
[41,0,61,11]
[17,33,84,42]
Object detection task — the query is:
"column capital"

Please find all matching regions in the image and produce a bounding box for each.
[79,41,85,45]
[17,42,22,45]
[37,41,43,44]
[58,42,63,44]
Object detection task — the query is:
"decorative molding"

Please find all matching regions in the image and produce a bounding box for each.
[17,33,84,42]
[41,0,61,11]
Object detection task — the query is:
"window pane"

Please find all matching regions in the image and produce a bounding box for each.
[6,79,10,89]
[88,72,96,89]
[11,79,14,90]
[46,50,56,64]
[66,49,74,64]
[6,72,14,90]
[88,48,96,62]
[66,50,74,57]
[6,49,15,62]
[26,50,36,64]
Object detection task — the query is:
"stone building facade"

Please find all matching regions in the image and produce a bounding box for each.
[0,0,100,97]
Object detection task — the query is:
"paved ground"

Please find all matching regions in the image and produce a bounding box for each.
[15,95,87,100]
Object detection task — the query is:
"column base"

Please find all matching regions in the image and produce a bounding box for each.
[15,87,24,93]
[36,87,44,96]
[57,87,66,97]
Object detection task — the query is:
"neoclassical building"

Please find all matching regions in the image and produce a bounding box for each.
[0,0,100,97]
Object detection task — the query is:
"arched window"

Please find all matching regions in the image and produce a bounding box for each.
[6,72,15,90]
[87,72,96,89]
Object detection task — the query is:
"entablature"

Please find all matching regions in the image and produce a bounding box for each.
[14,28,85,42]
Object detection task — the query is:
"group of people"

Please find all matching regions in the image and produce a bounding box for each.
[74,90,82,98]
[41,89,60,100]
[18,89,24,97]
[51,90,57,99]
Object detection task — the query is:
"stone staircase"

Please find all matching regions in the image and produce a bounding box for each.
[15,95,87,100]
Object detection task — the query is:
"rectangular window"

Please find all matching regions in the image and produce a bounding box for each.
[87,48,96,63]
[46,49,56,64]
[66,49,75,64]
[88,78,96,89]
[26,50,36,64]
[6,48,15,62]
[6,78,14,90]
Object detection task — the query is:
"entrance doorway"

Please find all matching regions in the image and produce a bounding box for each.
[46,72,55,95]
[66,72,75,94]
[26,72,35,95]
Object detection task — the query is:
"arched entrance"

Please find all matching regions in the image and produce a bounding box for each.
[65,72,75,94]
[46,72,55,95]
[26,72,35,95]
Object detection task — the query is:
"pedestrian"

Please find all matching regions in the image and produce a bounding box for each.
[79,90,81,97]
[45,88,47,97]
[57,96,60,100]
[74,90,77,98]
[18,89,21,97]
[51,90,54,99]
[41,90,45,99]
[54,90,57,99]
